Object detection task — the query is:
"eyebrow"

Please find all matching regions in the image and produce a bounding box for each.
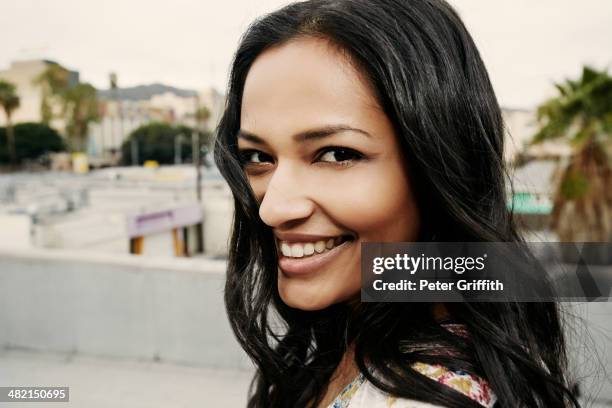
[237,125,372,145]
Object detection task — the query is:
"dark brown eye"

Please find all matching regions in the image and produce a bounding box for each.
[238,149,273,165]
[318,147,363,163]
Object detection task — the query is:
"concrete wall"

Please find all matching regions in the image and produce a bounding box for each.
[0,214,31,249]
[0,248,610,402]
[0,248,252,370]
[23,176,234,257]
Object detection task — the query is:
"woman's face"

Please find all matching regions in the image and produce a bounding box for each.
[238,37,420,311]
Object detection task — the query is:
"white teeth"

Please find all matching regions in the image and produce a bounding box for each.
[303,243,315,256]
[291,244,304,258]
[279,236,351,258]
[281,242,292,257]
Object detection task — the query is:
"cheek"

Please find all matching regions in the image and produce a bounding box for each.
[315,162,419,240]
[246,174,270,202]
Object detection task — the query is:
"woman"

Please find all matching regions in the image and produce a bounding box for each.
[214,0,579,406]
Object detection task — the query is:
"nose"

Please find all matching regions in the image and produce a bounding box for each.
[258,161,315,228]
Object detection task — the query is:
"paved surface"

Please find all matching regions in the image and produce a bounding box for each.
[1,335,610,408]
[0,349,254,408]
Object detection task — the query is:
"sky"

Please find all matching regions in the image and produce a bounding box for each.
[0,0,611,109]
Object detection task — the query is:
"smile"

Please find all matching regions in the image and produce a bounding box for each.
[279,235,352,258]
[277,235,354,275]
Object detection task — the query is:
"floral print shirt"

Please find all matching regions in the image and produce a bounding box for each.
[328,363,496,408]
[328,324,497,408]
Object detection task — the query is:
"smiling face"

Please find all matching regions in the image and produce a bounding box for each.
[238,37,420,311]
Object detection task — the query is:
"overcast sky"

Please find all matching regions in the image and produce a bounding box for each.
[0,0,610,109]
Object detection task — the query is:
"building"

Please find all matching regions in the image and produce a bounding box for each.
[197,87,225,132]
[502,107,574,163]
[0,59,79,129]
[89,85,226,157]
[501,107,538,162]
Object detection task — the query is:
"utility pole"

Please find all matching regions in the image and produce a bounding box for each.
[193,94,208,254]
[109,72,117,156]
[192,129,204,253]
[174,133,183,165]
[131,137,139,166]
[110,72,125,161]
[192,131,202,201]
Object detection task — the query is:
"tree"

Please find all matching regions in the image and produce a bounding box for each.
[33,64,71,125]
[120,122,212,165]
[35,65,100,151]
[530,66,612,241]
[0,79,20,165]
[0,122,66,164]
[195,105,211,131]
[62,83,100,151]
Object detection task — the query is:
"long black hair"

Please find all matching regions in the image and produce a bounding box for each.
[213,0,579,406]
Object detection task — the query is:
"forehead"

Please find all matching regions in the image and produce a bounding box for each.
[240,37,382,135]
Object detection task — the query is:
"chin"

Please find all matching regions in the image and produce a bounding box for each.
[280,295,333,311]
[279,283,361,312]
[278,286,335,311]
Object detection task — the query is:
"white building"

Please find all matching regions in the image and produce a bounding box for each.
[502,107,574,162]
[502,107,539,162]
[89,86,226,157]
[198,87,225,132]
[0,59,78,129]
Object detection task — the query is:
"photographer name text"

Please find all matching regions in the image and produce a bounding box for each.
[372,279,504,292]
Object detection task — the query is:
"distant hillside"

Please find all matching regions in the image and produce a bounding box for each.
[97,83,197,101]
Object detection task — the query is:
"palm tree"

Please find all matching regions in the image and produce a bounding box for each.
[195,105,211,131]
[0,79,21,165]
[62,83,100,151]
[33,64,70,125]
[530,66,612,242]
[35,65,100,152]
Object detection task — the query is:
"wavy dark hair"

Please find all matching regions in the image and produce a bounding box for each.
[213,0,579,407]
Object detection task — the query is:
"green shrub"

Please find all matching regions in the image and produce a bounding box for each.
[120,122,212,165]
[0,122,66,164]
